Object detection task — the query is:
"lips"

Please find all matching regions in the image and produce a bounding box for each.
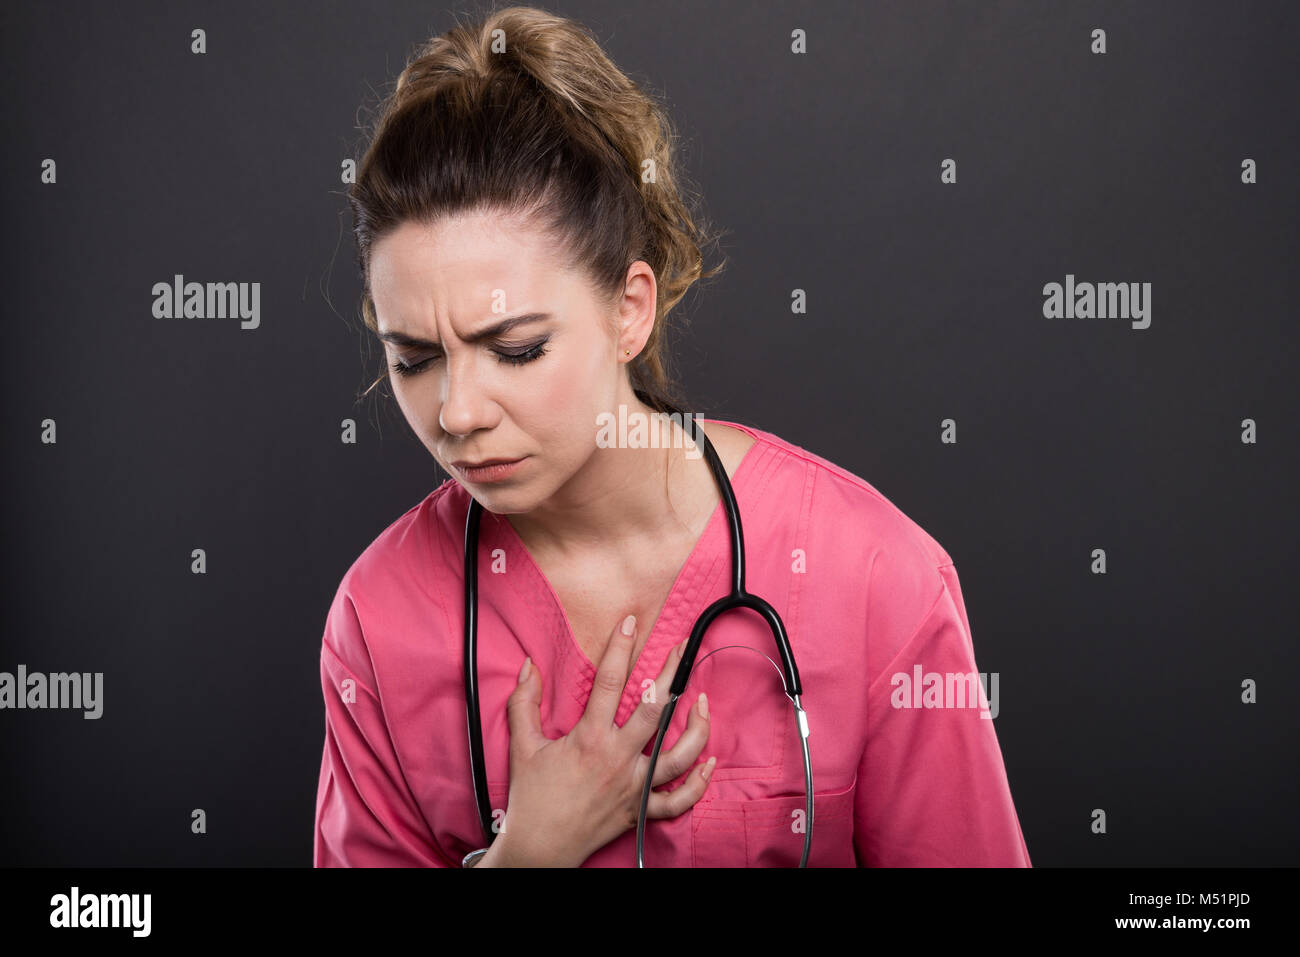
[451,456,523,469]
[448,455,529,483]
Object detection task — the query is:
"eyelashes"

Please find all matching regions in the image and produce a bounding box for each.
[389,340,550,378]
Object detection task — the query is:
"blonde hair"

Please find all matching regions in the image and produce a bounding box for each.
[348,4,726,413]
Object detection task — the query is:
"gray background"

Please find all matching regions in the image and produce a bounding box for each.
[2,0,1296,866]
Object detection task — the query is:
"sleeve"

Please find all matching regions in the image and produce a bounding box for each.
[853,562,1032,866]
[313,591,455,867]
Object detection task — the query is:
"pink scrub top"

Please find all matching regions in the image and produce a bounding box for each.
[313,418,1032,867]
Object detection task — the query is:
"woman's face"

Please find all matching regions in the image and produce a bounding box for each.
[368,211,651,514]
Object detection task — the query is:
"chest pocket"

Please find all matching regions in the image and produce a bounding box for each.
[691,774,858,867]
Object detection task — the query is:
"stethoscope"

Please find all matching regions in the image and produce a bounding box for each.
[462,414,814,866]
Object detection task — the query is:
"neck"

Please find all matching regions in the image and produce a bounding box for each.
[505,393,715,560]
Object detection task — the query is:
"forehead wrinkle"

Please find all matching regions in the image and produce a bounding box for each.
[378,312,552,349]
[372,214,569,348]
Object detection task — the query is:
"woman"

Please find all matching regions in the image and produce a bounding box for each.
[314,5,1031,867]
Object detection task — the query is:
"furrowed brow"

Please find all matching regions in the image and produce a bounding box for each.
[377,313,552,348]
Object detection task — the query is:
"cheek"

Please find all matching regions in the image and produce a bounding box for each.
[390,375,440,439]
[521,344,615,452]
[521,345,602,412]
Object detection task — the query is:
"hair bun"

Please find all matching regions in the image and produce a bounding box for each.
[352,5,726,414]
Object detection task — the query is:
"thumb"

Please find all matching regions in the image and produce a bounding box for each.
[505,656,546,756]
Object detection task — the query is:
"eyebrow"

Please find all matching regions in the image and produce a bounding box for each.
[376,312,552,349]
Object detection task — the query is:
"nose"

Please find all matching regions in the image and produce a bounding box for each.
[437,351,499,437]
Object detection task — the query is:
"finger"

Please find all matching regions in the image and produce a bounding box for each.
[646,756,718,819]
[648,692,711,788]
[577,613,638,733]
[504,656,547,760]
[616,637,688,755]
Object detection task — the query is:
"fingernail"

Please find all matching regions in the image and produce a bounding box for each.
[700,756,717,781]
[518,657,531,684]
[675,639,688,660]
[697,692,708,719]
[621,614,636,636]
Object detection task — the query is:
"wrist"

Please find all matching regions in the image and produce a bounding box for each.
[473,838,509,867]
[473,831,582,868]
[475,832,532,867]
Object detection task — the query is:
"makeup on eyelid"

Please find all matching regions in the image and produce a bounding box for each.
[390,338,551,377]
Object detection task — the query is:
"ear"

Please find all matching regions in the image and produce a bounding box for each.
[615,260,657,359]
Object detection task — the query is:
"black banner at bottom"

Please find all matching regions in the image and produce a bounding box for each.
[1,866,1282,942]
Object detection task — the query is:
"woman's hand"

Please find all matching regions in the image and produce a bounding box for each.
[481,613,715,867]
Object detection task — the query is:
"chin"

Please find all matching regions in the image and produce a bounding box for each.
[462,485,536,516]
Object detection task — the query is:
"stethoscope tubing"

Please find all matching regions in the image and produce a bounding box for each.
[462,415,813,866]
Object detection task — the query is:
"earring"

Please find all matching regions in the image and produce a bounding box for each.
[624,350,631,356]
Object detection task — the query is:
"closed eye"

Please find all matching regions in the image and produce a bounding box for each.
[389,339,550,377]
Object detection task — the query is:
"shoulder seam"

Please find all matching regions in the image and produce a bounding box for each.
[756,434,947,544]
[750,434,891,504]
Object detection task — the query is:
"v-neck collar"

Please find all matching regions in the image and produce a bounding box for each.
[481,419,764,723]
